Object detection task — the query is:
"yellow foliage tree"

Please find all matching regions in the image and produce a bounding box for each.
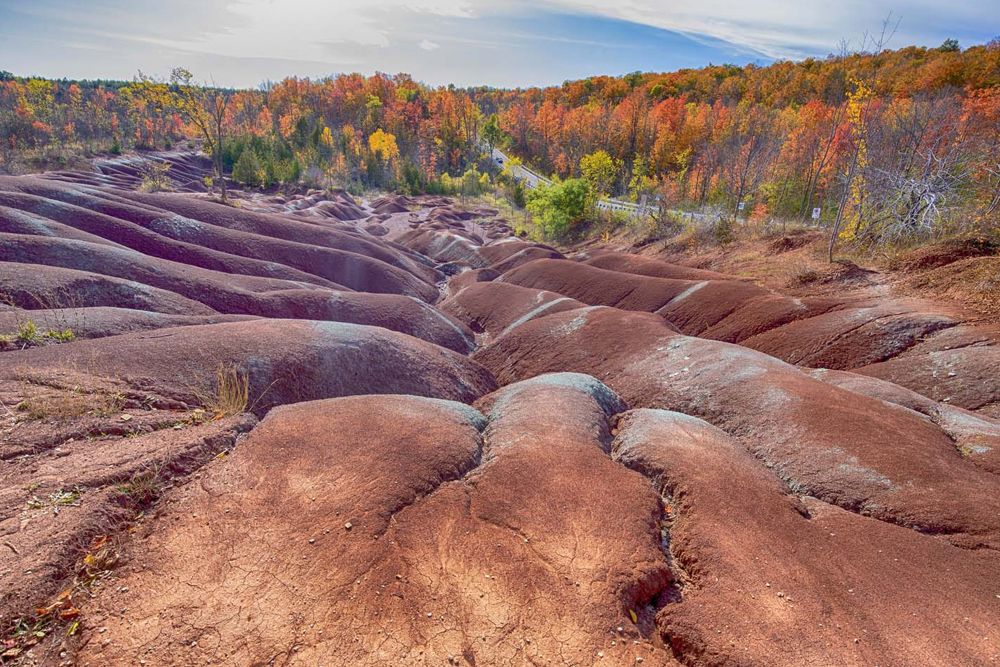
[320,126,334,147]
[840,77,872,242]
[368,128,399,161]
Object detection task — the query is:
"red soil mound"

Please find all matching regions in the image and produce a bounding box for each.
[0,307,255,342]
[501,258,768,330]
[501,258,695,311]
[742,302,957,368]
[369,194,411,214]
[0,261,217,315]
[581,250,735,280]
[699,293,846,343]
[892,236,997,272]
[268,189,368,221]
[0,176,440,296]
[488,245,564,272]
[810,368,1000,475]
[439,281,587,340]
[1,237,465,348]
[1,365,256,632]
[4,154,998,665]
[443,267,500,297]
[765,229,823,254]
[655,279,773,335]
[475,238,565,273]
[73,377,681,666]
[43,151,214,192]
[0,319,495,415]
[857,343,1000,415]
[397,227,489,267]
[613,409,1000,665]
[498,256,999,406]
[475,306,1000,550]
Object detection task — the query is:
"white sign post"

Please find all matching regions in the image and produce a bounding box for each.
[811,207,821,220]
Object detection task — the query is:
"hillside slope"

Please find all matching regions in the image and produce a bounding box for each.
[1,152,998,666]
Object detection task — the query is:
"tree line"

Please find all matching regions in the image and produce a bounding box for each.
[475,38,999,248]
[1,37,997,246]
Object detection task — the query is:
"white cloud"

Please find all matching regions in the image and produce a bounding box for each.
[2,0,994,88]
[542,0,993,59]
[135,0,477,63]
[40,0,992,67]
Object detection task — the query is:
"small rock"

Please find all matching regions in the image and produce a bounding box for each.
[344,522,353,531]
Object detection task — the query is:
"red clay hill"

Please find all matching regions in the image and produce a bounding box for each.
[1,152,998,666]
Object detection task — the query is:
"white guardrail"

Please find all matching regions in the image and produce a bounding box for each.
[489,147,658,219]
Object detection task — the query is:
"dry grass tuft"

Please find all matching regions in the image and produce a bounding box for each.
[114,468,162,510]
[787,264,824,286]
[198,364,250,419]
[14,388,124,422]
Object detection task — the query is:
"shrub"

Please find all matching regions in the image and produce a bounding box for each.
[713,217,734,245]
[223,134,300,187]
[580,149,621,199]
[16,319,38,344]
[525,178,590,239]
[399,162,428,195]
[460,166,490,197]
[45,328,75,342]
[232,148,266,188]
[506,179,526,209]
[137,161,172,192]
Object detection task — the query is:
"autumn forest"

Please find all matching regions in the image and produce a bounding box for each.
[2,38,998,248]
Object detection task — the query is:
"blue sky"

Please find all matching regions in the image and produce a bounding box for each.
[1,0,997,88]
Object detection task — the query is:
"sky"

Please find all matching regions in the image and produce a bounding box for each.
[0,0,997,88]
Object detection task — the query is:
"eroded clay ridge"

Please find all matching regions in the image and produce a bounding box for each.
[1,153,998,665]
